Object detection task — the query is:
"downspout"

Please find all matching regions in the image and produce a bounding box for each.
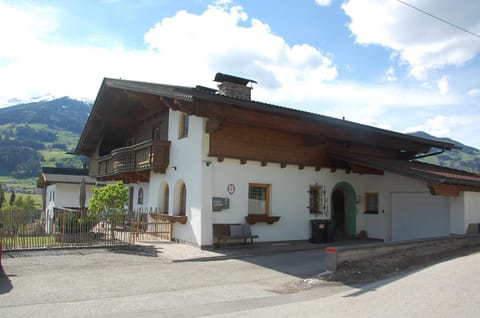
[413,148,445,160]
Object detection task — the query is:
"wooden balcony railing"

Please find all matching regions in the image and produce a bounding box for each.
[94,140,170,180]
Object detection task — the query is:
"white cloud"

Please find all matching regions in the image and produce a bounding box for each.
[404,114,480,148]
[438,75,449,95]
[0,2,58,60]
[342,0,480,79]
[467,88,480,98]
[385,66,397,82]
[143,4,338,90]
[315,0,332,6]
[405,115,454,137]
[212,0,234,8]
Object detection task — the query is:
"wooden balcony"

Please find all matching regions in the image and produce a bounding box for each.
[94,140,170,182]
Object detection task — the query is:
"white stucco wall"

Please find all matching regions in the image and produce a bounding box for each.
[129,183,150,212]
[446,191,480,235]
[147,110,205,246]
[45,184,57,212]
[464,191,480,233]
[207,158,357,243]
[47,183,95,209]
[450,193,465,234]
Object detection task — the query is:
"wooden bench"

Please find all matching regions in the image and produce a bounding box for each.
[213,223,259,249]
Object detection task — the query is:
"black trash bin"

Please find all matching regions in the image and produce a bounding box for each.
[309,219,328,243]
[326,220,335,243]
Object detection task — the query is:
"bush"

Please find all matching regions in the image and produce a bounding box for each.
[55,211,98,233]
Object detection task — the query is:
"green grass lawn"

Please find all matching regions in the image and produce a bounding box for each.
[1,236,56,249]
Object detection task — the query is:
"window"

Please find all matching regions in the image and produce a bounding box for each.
[309,184,328,214]
[309,185,320,214]
[179,183,186,216]
[178,112,189,139]
[137,187,144,205]
[364,193,379,214]
[248,183,270,215]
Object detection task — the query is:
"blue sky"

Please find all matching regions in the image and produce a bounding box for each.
[1,0,479,148]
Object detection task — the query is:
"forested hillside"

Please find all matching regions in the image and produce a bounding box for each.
[0,97,91,178]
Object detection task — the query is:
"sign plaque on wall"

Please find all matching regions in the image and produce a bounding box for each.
[227,184,235,195]
[212,197,230,211]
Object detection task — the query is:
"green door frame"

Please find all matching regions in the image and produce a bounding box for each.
[331,182,356,237]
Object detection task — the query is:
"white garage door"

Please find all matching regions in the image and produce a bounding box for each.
[392,193,449,241]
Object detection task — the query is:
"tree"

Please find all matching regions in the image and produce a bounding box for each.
[10,196,37,225]
[14,195,36,211]
[9,191,15,206]
[88,182,128,222]
[0,184,5,209]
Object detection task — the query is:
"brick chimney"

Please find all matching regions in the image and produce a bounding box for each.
[214,73,257,101]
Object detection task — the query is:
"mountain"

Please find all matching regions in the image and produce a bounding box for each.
[409,131,480,173]
[0,96,91,134]
[0,97,91,178]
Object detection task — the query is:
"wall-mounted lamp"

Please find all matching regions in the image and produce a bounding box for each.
[172,166,177,171]
[202,160,212,167]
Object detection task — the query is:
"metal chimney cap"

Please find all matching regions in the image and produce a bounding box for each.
[214,73,257,86]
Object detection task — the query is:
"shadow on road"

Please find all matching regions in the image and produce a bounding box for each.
[188,241,329,279]
[0,266,13,295]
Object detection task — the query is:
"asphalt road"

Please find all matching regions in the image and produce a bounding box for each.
[215,251,480,318]
[1,245,479,317]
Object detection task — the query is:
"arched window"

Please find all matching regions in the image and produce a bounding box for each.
[137,187,144,205]
[179,183,186,216]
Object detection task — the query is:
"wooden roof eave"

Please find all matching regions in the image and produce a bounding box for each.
[187,91,454,151]
[428,182,480,196]
[189,99,440,154]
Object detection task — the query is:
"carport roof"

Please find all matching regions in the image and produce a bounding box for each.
[37,167,99,187]
[330,152,480,195]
